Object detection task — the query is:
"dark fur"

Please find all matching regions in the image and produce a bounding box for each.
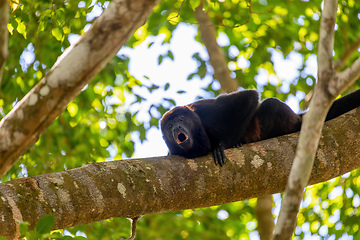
[161,89,360,166]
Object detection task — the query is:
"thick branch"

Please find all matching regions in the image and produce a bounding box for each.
[0,0,160,177]
[0,0,9,87]
[1,108,360,239]
[194,4,238,93]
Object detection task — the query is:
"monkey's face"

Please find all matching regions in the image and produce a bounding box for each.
[162,115,193,151]
[161,106,211,158]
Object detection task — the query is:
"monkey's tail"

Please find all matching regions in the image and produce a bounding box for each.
[326,88,360,121]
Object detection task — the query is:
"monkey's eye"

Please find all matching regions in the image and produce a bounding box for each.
[179,116,184,121]
[167,124,172,129]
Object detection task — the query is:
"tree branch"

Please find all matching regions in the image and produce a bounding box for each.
[256,195,274,240]
[317,0,337,77]
[334,34,360,71]
[0,0,160,177]
[334,56,360,93]
[194,2,238,93]
[1,108,360,239]
[272,0,339,239]
[0,0,9,87]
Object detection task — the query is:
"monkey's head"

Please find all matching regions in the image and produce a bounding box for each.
[161,106,211,158]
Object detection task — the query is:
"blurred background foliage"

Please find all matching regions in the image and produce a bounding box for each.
[1,0,360,239]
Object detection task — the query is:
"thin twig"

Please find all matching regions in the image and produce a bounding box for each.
[118,216,141,240]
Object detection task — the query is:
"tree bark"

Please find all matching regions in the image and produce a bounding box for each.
[0,0,160,177]
[1,108,360,239]
[0,0,9,87]
[256,195,274,240]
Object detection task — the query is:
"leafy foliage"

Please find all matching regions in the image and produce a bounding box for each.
[1,0,360,239]
[18,215,86,240]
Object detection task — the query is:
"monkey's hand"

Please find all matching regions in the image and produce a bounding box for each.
[232,143,242,148]
[213,143,226,166]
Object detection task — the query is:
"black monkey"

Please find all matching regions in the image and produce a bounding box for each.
[161,89,360,166]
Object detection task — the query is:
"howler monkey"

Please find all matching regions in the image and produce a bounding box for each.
[161,89,360,166]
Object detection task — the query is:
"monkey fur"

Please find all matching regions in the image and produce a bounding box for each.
[161,89,360,166]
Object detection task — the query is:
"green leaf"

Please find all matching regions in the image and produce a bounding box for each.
[16,20,27,39]
[198,63,207,79]
[187,73,196,80]
[149,84,160,93]
[35,215,55,234]
[189,0,201,11]
[163,98,176,106]
[19,221,30,235]
[167,50,174,60]
[26,230,40,240]
[52,27,63,41]
[158,55,163,65]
